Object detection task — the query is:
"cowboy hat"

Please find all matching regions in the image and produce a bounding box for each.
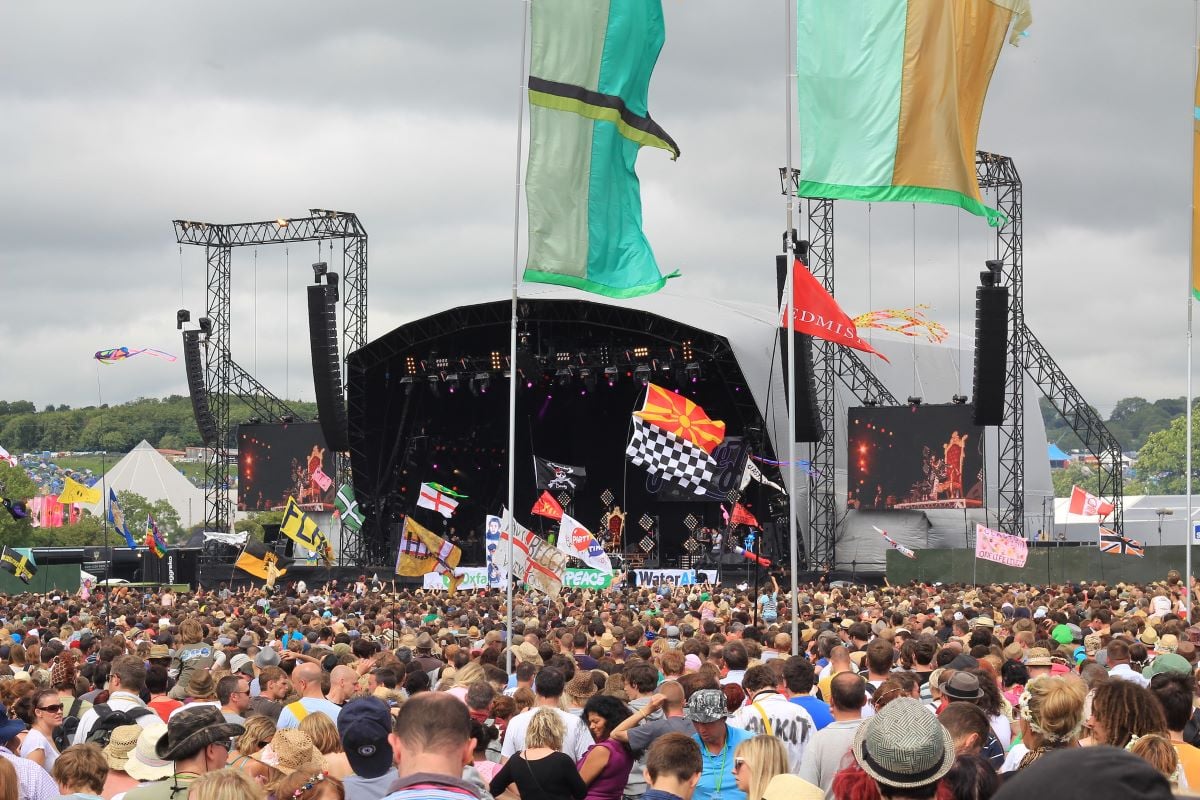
[155,706,244,761]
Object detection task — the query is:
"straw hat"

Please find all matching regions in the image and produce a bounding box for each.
[598,632,617,649]
[125,723,174,781]
[516,641,542,666]
[762,775,824,800]
[103,725,143,772]
[266,729,328,776]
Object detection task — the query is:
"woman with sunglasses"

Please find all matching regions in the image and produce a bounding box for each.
[731,735,788,800]
[14,689,63,769]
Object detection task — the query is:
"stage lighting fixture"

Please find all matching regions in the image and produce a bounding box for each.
[198,317,213,336]
[580,368,596,392]
[682,340,694,361]
[406,356,417,375]
[863,399,879,407]
[471,372,490,396]
[633,346,650,359]
[400,376,415,395]
[490,351,503,370]
[685,362,701,382]
[434,357,450,369]
[952,394,969,405]
[176,309,190,330]
[428,374,441,397]
[312,261,328,283]
[246,417,262,425]
[980,259,1003,288]
[445,373,460,393]
[604,366,619,386]
[556,352,571,363]
[634,364,652,384]
[555,367,572,386]
[906,396,922,407]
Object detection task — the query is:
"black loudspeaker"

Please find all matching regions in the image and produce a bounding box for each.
[182,330,218,445]
[972,277,1010,426]
[307,283,349,451]
[775,252,823,442]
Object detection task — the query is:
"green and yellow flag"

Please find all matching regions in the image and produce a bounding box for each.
[796,0,1030,226]
[279,497,334,565]
[523,0,680,298]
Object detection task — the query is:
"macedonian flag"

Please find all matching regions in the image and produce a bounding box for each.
[633,384,725,454]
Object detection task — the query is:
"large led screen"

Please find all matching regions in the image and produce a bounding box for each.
[847,404,984,511]
[238,422,336,512]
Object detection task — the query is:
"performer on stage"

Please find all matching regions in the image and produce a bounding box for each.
[601,505,626,551]
[942,431,968,499]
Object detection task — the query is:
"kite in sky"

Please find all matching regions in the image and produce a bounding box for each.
[852,306,949,344]
[94,347,177,365]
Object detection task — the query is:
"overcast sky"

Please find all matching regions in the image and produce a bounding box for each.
[0,1,1193,420]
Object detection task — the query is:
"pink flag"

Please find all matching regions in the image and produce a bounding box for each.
[975,524,1028,568]
[311,467,333,492]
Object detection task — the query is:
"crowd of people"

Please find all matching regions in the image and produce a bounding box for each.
[0,571,1199,800]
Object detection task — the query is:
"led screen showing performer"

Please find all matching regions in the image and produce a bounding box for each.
[238,422,337,512]
[846,404,984,511]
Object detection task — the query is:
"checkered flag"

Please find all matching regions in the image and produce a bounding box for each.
[626,418,715,495]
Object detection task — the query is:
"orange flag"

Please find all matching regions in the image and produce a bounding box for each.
[531,491,564,521]
[781,257,889,362]
[633,384,726,454]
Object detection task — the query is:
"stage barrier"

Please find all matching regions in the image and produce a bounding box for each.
[886,546,1189,585]
[0,564,81,594]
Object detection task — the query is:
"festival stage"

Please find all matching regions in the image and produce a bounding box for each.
[884,545,1187,586]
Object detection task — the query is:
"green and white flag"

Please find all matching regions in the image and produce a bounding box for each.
[333,483,365,532]
[523,0,680,298]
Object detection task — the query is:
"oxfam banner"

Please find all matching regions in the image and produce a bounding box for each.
[423,567,613,591]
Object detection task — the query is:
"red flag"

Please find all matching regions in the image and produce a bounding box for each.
[781,258,889,362]
[1068,485,1114,518]
[531,491,564,521]
[729,502,760,529]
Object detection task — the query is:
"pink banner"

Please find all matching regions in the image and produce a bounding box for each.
[975,523,1028,568]
[311,467,333,492]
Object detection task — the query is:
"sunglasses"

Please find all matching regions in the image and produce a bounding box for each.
[37,704,64,714]
[213,740,234,751]
[733,758,746,770]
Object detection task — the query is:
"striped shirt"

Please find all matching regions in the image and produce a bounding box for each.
[0,746,59,800]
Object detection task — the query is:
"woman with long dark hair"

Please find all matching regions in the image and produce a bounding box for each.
[578,695,635,800]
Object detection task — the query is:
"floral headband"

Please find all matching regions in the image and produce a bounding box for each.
[1017,685,1084,743]
[293,771,329,799]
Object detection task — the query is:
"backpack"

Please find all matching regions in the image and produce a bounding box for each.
[84,703,154,747]
[52,696,84,752]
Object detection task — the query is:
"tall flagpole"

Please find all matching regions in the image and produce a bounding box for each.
[506,0,531,675]
[1187,8,1197,621]
[784,0,799,655]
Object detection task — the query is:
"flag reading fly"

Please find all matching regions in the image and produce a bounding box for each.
[796,0,1030,225]
[280,497,334,564]
[974,524,1028,568]
[523,0,680,298]
[334,483,365,532]
[627,384,723,495]
[1068,486,1114,518]
[556,513,612,573]
[533,457,587,493]
[739,458,786,495]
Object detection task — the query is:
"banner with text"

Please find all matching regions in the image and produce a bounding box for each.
[974,523,1028,568]
[424,566,615,591]
[633,568,719,587]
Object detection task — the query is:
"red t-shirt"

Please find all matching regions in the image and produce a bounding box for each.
[148,696,183,723]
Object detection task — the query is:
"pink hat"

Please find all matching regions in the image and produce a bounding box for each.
[684,654,702,672]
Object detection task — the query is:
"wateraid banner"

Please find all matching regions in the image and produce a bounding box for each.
[634,569,719,587]
[424,567,614,591]
[974,524,1028,568]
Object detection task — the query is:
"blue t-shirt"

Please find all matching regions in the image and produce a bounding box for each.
[692,724,753,800]
[276,697,342,729]
[790,695,834,731]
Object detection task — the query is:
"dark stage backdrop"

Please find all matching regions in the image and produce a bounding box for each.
[847,404,984,511]
[238,422,336,512]
[380,379,765,565]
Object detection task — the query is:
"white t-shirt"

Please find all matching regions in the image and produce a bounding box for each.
[500,706,594,762]
[728,691,815,773]
[19,728,58,771]
[72,692,159,745]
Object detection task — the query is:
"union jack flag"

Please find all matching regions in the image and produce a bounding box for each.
[1099,527,1143,558]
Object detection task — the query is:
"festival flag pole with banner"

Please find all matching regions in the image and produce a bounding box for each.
[490,510,569,597]
[533,457,588,493]
[279,497,334,565]
[531,491,565,521]
[108,489,138,550]
[974,523,1028,568]
[58,476,101,506]
[781,257,889,361]
[873,526,917,560]
[333,483,365,532]
[795,0,1030,225]
[235,541,290,587]
[0,546,36,584]
[417,483,464,519]
[556,513,612,573]
[739,457,786,495]
[395,516,463,594]
[1067,485,1115,519]
[145,514,168,559]
[522,0,680,298]
[1100,527,1144,558]
[730,503,760,529]
[626,384,725,495]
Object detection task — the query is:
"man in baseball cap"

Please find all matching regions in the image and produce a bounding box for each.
[685,689,753,800]
[338,697,398,800]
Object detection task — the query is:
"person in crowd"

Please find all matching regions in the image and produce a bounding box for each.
[798,671,867,799]
[227,715,276,775]
[992,746,1174,799]
[14,689,62,769]
[831,698,956,800]
[782,657,833,732]
[50,744,108,800]
[469,720,500,784]
[489,708,588,800]
[72,656,157,745]
[1148,671,1200,787]
[145,665,180,723]
[1000,675,1086,773]
[1087,680,1168,750]
[274,766,345,800]
[728,665,814,773]
[501,667,594,762]
[216,675,251,725]
[99,724,142,799]
[1128,734,1184,788]
[941,754,1000,800]
[188,769,267,800]
[937,703,991,757]
[337,697,398,800]
[124,706,244,800]
[381,693,482,800]
[642,733,703,800]
[0,758,18,800]
[299,712,354,780]
[685,689,753,800]
[168,620,215,701]
[731,735,787,800]
[578,695,636,800]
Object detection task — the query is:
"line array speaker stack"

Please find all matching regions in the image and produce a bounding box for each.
[972,260,1009,426]
[775,251,823,442]
[182,330,218,445]
[308,283,350,451]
